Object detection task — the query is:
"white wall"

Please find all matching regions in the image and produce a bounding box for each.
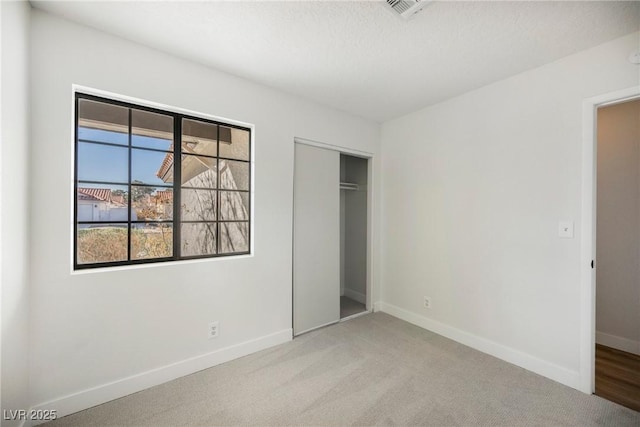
[380,32,640,390]
[29,9,380,415]
[1,1,31,425]
[596,99,640,355]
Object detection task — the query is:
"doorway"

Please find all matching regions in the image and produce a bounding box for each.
[581,86,639,396]
[292,140,372,336]
[594,98,640,411]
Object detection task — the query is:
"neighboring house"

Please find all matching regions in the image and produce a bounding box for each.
[77,187,133,225]
[156,150,249,254]
[154,189,173,219]
[133,190,173,221]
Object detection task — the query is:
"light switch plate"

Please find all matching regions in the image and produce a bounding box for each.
[558,220,574,238]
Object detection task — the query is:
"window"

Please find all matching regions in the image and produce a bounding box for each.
[74,93,251,269]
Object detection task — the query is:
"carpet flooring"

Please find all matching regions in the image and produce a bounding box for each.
[340,296,366,319]
[45,313,640,426]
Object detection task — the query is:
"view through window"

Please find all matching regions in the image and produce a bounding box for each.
[75,93,251,269]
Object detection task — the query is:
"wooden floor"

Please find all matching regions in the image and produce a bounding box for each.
[595,344,640,412]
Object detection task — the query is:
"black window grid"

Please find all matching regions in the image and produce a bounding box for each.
[74,93,251,269]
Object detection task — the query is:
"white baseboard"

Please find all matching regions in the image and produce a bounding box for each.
[344,288,366,304]
[28,328,292,426]
[378,302,581,391]
[596,331,640,355]
[372,301,382,312]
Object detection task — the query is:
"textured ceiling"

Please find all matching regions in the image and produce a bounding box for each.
[32,1,640,122]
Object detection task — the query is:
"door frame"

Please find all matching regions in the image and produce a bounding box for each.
[293,137,376,332]
[580,85,640,393]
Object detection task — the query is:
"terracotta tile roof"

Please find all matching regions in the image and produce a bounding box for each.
[77,187,126,207]
[156,146,174,183]
[155,190,173,202]
[78,187,113,202]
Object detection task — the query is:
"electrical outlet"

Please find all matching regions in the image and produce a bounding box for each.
[423,297,431,309]
[208,321,219,339]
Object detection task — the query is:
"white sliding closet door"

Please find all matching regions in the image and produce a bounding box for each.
[293,143,340,335]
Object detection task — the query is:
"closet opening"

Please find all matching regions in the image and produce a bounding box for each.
[340,154,368,319]
[292,140,372,336]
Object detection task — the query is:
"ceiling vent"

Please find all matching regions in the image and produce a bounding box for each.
[385,0,433,20]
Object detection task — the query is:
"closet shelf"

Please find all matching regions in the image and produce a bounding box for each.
[340,182,359,191]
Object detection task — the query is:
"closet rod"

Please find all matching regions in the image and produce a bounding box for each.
[339,182,359,191]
